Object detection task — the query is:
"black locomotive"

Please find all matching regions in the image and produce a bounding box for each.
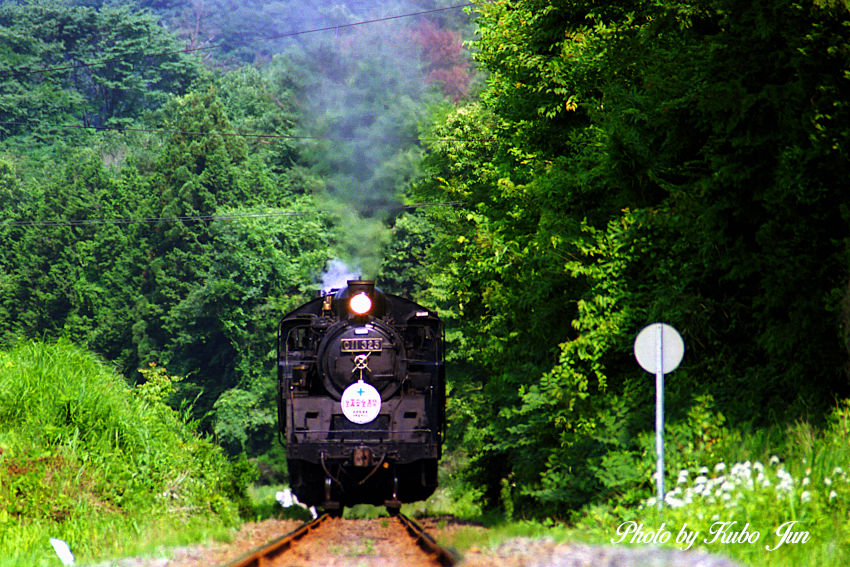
[277,279,444,514]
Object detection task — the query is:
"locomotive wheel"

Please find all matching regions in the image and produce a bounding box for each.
[323,503,344,518]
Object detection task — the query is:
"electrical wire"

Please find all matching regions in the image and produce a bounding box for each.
[0,202,463,228]
[0,4,478,229]
[0,120,497,144]
[0,3,493,143]
[0,3,476,80]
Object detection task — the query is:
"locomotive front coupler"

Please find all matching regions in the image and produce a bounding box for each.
[352,446,374,467]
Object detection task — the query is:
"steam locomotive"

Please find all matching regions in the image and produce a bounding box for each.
[277,280,444,514]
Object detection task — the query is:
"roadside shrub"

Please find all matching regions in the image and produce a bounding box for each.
[0,340,252,563]
[624,403,850,567]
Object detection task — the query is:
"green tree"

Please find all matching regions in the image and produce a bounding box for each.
[127,88,330,428]
[378,211,436,298]
[415,0,850,515]
[0,0,200,141]
[0,149,142,354]
[0,77,335,453]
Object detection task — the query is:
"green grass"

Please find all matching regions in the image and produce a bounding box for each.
[0,340,249,566]
[429,404,850,567]
[605,407,850,567]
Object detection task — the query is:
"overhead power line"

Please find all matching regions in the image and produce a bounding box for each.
[0,2,476,80]
[0,202,463,228]
[0,121,497,144]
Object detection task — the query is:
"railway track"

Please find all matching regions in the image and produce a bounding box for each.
[222,513,457,567]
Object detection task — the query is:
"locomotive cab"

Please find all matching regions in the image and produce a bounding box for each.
[277,280,444,514]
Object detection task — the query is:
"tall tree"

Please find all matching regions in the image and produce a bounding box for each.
[414,0,850,514]
[0,0,200,141]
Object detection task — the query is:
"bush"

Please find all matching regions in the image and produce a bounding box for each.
[0,340,252,564]
[593,403,850,567]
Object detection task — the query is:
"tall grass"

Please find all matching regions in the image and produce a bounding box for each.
[430,402,850,567]
[0,340,250,565]
[558,402,850,567]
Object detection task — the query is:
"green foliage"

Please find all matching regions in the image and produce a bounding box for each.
[213,388,275,454]
[0,0,201,144]
[439,417,850,567]
[659,395,738,476]
[0,148,143,358]
[135,361,182,406]
[0,340,250,563]
[0,75,334,456]
[412,0,850,516]
[626,409,850,567]
[378,212,436,297]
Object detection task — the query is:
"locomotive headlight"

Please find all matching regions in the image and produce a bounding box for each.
[349,292,372,315]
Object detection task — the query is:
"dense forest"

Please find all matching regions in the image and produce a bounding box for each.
[1,0,849,522]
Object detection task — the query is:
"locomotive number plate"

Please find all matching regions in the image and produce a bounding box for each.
[341,338,383,353]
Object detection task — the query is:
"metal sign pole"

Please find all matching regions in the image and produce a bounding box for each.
[634,322,683,511]
[655,324,664,508]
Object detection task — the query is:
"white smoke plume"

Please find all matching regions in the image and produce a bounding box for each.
[321,258,362,292]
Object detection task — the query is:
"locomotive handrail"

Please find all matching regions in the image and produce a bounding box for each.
[292,427,434,435]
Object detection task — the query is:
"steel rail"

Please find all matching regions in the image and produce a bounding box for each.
[397,513,458,567]
[221,513,329,567]
[219,512,457,566]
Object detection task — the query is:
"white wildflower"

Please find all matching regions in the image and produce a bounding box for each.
[829,490,837,501]
[776,468,794,493]
[714,462,727,473]
[824,477,832,486]
[769,455,781,466]
[801,491,811,503]
[731,462,751,479]
[665,495,685,508]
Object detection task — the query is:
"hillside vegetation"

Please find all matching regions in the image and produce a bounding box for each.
[412,0,850,515]
[1,1,850,565]
[0,340,251,565]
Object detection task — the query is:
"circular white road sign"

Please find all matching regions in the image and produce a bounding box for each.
[340,380,382,424]
[634,323,684,374]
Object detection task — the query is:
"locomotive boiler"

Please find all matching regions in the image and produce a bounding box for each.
[277,280,444,514]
